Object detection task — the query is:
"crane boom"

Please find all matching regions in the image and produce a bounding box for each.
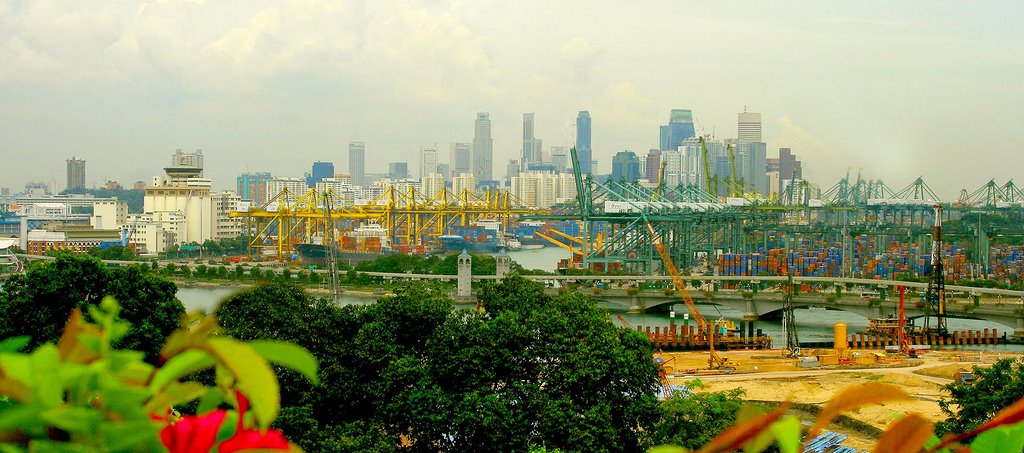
[645,221,708,333]
[700,136,715,196]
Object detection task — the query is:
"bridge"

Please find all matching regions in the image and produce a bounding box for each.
[14,254,1024,336]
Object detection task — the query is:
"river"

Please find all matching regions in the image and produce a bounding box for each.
[176,247,1022,352]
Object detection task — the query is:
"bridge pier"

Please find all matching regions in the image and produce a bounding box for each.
[743,300,758,321]
[628,296,646,314]
[1016,318,1024,342]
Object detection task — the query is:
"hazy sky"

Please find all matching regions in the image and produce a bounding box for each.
[2,0,1022,199]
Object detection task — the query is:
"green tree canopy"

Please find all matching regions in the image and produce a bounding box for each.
[0,253,184,361]
[214,275,662,452]
[938,358,1024,436]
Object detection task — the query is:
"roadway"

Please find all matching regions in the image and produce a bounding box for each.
[15,253,1024,300]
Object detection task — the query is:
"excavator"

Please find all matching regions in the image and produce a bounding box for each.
[645,220,734,371]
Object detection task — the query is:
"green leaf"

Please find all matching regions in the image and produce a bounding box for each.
[0,337,30,353]
[107,350,146,373]
[970,422,1024,453]
[149,349,215,392]
[196,387,225,415]
[0,444,26,453]
[104,384,153,419]
[248,340,320,385]
[39,406,103,434]
[143,382,207,415]
[100,420,161,452]
[0,403,45,431]
[768,415,801,453]
[648,446,688,453]
[26,439,94,453]
[206,338,279,428]
[29,345,61,408]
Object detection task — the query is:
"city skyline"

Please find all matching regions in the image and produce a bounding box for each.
[1,1,1022,198]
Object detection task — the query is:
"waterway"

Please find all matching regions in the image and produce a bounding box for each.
[176,247,1022,352]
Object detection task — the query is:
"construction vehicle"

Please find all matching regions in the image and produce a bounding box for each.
[645,219,735,370]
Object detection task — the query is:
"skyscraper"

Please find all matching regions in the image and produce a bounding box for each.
[506,159,521,181]
[421,147,438,179]
[306,161,334,188]
[550,146,569,173]
[778,148,803,194]
[659,109,696,151]
[472,113,493,183]
[66,157,86,191]
[349,142,365,186]
[450,143,472,176]
[738,111,762,142]
[611,151,641,182]
[388,162,409,180]
[522,113,543,169]
[644,149,661,182]
[575,111,592,175]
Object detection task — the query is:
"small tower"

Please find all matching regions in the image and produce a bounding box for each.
[495,248,511,279]
[457,250,472,300]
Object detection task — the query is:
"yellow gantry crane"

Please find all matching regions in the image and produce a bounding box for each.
[230,186,542,260]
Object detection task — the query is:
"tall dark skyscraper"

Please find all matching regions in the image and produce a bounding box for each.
[306,161,334,188]
[659,109,696,151]
[66,156,86,190]
[611,151,641,181]
[575,111,592,175]
[473,112,493,183]
[644,149,661,182]
[349,142,365,186]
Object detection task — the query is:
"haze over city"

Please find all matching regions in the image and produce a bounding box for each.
[2,1,1022,198]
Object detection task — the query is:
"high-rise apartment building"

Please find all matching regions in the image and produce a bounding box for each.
[659,109,696,151]
[472,113,493,183]
[306,161,334,188]
[738,111,762,142]
[66,157,86,191]
[421,147,438,179]
[349,142,365,186]
[236,172,272,205]
[450,142,472,176]
[421,173,446,198]
[611,151,641,181]
[452,172,477,195]
[644,149,661,182]
[575,111,592,175]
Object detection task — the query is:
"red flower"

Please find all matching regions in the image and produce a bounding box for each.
[218,429,290,452]
[159,390,291,453]
[160,410,227,453]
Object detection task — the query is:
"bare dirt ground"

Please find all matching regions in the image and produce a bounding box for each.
[656,348,1006,449]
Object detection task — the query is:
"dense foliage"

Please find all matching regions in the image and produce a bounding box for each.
[0,253,184,361]
[354,252,523,275]
[216,276,662,452]
[938,358,1024,436]
[648,388,746,449]
[62,187,144,212]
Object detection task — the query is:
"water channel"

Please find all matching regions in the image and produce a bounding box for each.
[176,247,1023,352]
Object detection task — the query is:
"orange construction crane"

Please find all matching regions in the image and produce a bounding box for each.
[646,219,735,370]
[645,221,708,334]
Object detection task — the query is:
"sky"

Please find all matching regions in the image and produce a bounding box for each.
[1,0,1022,199]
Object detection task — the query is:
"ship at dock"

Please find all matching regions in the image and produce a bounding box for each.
[293,223,395,266]
[437,219,523,253]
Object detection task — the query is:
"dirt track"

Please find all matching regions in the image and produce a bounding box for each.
[658,348,1008,449]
